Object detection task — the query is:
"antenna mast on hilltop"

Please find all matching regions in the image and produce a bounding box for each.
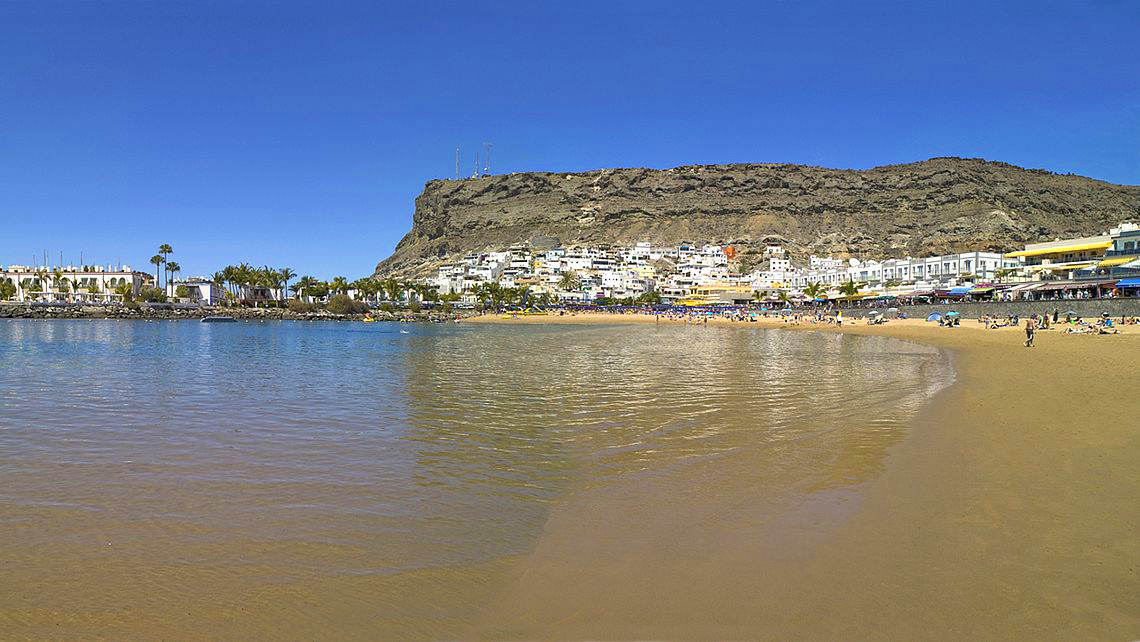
[455,146,460,180]
[474,151,480,178]
[483,142,492,175]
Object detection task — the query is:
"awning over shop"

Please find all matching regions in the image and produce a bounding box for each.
[1117,278,1140,288]
[948,287,972,295]
[1004,241,1113,259]
[1035,281,1108,292]
[1098,256,1140,267]
[969,287,994,294]
[1049,261,1096,271]
[1027,261,1097,272]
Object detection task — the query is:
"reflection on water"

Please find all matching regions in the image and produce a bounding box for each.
[0,319,951,638]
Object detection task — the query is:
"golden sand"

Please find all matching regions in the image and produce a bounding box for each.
[466,312,1140,639]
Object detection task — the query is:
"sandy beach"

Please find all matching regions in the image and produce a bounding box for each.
[465,312,1140,639]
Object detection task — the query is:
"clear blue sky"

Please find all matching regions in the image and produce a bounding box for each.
[2,0,1137,280]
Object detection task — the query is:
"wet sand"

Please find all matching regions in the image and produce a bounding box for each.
[467,313,1140,639]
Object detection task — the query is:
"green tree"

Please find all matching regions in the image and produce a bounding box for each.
[802,281,825,302]
[294,275,318,299]
[994,268,1016,284]
[330,276,349,296]
[175,285,190,299]
[636,291,662,305]
[113,281,134,302]
[381,277,404,303]
[559,270,580,291]
[279,267,296,301]
[165,261,181,292]
[138,287,167,303]
[327,293,364,315]
[158,244,173,288]
[149,255,165,292]
[0,280,16,301]
[838,280,860,297]
[28,277,44,301]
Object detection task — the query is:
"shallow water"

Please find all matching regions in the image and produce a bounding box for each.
[0,319,952,638]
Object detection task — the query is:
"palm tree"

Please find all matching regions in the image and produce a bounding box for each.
[165,261,181,294]
[279,267,296,302]
[838,279,860,298]
[381,277,404,303]
[48,269,67,302]
[158,244,172,289]
[440,291,460,312]
[221,266,236,298]
[149,255,165,292]
[211,271,226,303]
[559,270,580,291]
[994,268,1016,284]
[294,275,318,300]
[802,281,825,304]
[113,281,134,302]
[236,263,255,303]
[330,276,349,296]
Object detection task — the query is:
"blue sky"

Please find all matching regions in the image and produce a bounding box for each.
[2,0,1138,280]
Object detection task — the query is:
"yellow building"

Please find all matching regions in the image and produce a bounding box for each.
[677,283,755,306]
[1004,234,1112,277]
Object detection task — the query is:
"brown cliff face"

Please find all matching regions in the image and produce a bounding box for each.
[373,157,1140,278]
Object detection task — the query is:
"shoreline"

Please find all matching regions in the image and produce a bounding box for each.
[466,312,1140,638]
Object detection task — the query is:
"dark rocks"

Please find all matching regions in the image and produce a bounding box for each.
[0,304,461,323]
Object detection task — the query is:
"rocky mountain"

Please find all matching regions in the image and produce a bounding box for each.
[373,157,1140,278]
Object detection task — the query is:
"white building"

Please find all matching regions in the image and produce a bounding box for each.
[0,264,152,303]
[169,278,229,305]
[790,252,1016,289]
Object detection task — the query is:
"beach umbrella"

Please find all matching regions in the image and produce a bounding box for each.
[868,310,883,316]
[887,307,900,313]
[946,311,960,317]
[926,312,943,322]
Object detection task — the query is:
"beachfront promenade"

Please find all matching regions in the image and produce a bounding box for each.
[828,297,1140,320]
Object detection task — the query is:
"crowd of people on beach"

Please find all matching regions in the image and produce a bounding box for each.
[531,304,1140,349]
[975,308,1136,341]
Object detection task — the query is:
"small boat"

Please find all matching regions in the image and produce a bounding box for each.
[200,316,237,323]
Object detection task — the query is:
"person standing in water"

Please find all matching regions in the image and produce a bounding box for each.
[1024,317,1036,348]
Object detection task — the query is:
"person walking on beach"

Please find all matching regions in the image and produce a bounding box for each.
[1024,317,1036,348]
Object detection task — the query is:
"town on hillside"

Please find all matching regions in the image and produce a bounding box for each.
[421,221,1140,306]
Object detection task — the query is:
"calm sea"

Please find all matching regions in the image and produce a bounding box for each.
[0,319,952,639]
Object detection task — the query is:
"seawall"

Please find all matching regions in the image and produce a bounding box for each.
[0,303,463,322]
[839,298,1140,320]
